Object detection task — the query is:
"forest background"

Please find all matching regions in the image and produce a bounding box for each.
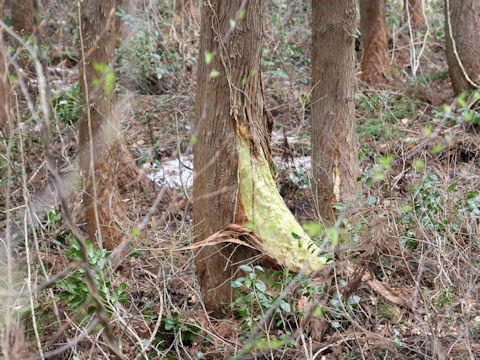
[0,0,479,359]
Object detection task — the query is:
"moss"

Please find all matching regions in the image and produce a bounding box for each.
[236,132,329,274]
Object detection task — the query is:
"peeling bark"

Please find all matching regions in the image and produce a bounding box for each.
[359,0,390,84]
[445,0,480,94]
[311,0,359,221]
[193,0,327,316]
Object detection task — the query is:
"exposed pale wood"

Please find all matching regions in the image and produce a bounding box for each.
[193,0,269,316]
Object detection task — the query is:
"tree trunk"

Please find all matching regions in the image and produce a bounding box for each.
[359,0,390,83]
[445,0,480,94]
[0,31,9,137]
[194,0,327,316]
[5,0,34,35]
[405,0,426,28]
[311,0,359,222]
[79,0,128,251]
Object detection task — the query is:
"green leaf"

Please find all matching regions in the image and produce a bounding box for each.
[457,93,467,108]
[210,69,220,78]
[414,159,425,170]
[204,51,213,64]
[431,143,444,155]
[93,62,108,74]
[348,295,361,305]
[239,264,253,272]
[302,221,321,238]
[466,190,479,200]
[331,321,342,328]
[325,227,339,244]
[423,125,433,136]
[254,280,266,292]
[291,232,301,239]
[279,301,291,313]
[117,282,127,293]
[447,182,457,192]
[164,318,175,331]
[231,278,244,288]
[313,305,326,317]
[104,72,115,94]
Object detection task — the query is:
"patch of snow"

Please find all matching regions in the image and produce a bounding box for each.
[274,155,311,171]
[144,152,313,191]
[274,155,312,188]
[144,155,193,189]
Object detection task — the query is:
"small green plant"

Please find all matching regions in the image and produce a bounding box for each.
[144,311,200,358]
[434,289,454,307]
[328,290,362,331]
[58,237,127,317]
[51,84,80,125]
[230,265,293,337]
[116,7,182,93]
[356,92,411,142]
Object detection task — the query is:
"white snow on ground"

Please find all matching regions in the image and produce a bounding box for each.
[144,155,194,189]
[144,153,312,190]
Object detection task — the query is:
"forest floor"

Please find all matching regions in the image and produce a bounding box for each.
[2,1,480,359]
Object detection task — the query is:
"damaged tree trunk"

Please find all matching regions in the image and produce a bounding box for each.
[311,0,359,222]
[79,0,128,251]
[445,0,480,94]
[359,0,390,83]
[193,0,328,316]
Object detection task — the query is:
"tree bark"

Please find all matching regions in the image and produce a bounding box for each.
[359,0,390,83]
[0,14,10,137]
[404,0,426,28]
[445,0,480,94]
[5,0,34,35]
[311,0,359,222]
[194,0,327,316]
[79,0,128,251]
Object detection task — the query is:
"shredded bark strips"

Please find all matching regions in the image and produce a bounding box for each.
[236,130,329,274]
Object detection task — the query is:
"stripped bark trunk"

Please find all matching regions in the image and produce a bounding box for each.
[359,0,390,83]
[445,0,480,94]
[405,0,426,28]
[79,0,128,251]
[194,0,327,316]
[193,0,267,316]
[311,0,359,222]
